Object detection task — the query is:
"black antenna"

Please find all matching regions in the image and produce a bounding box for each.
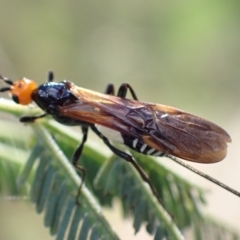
[0,75,13,85]
[167,155,240,197]
[0,86,11,92]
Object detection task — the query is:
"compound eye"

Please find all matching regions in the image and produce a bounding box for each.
[12,94,19,104]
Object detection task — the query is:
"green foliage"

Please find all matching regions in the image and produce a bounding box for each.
[0,99,239,240]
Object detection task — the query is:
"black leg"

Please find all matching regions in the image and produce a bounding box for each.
[105,83,138,100]
[104,83,115,95]
[47,71,54,82]
[20,113,48,122]
[91,125,163,206]
[117,83,138,100]
[72,125,88,203]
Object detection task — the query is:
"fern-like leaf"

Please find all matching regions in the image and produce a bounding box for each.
[0,99,240,240]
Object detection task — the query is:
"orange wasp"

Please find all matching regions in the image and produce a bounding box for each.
[1,71,238,202]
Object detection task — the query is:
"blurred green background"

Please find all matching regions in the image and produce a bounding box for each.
[0,1,240,239]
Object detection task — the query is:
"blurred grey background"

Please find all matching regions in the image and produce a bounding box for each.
[0,1,240,239]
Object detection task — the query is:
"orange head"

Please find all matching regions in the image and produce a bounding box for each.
[0,76,38,105]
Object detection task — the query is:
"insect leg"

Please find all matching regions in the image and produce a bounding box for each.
[117,83,138,100]
[47,71,54,82]
[104,83,138,100]
[19,113,48,122]
[91,125,162,205]
[72,125,88,203]
[104,83,115,95]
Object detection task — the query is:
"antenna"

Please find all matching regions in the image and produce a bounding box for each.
[0,75,13,85]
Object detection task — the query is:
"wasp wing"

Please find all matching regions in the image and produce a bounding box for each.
[142,104,231,163]
[59,83,231,163]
